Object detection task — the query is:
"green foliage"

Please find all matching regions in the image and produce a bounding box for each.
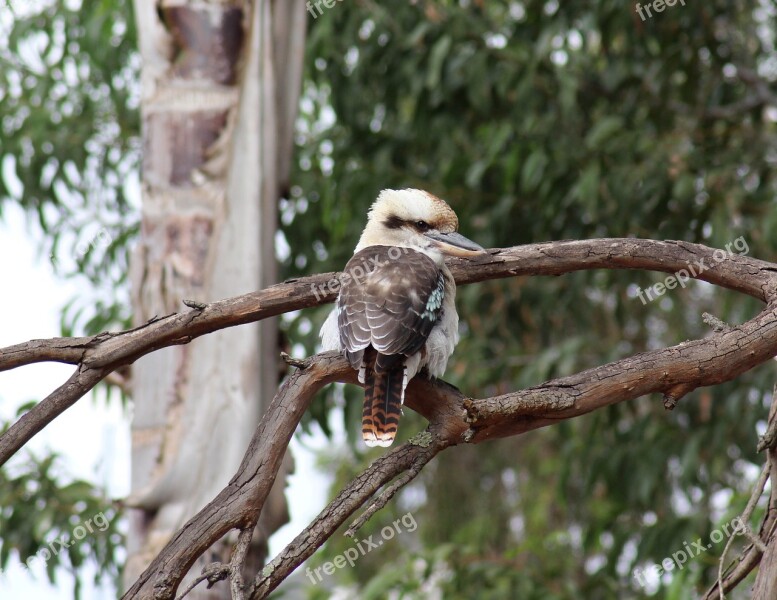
[0,421,123,597]
[285,1,777,597]
[0,0,140,335]
[0,1,135,595]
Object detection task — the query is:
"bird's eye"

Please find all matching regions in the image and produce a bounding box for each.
[416,220,430,231]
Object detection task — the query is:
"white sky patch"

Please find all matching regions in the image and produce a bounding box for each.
[551,49,569,67]
[484,32,508,49]
[0,203,129,598]
[1,154,24,199]
[275,229,291,261]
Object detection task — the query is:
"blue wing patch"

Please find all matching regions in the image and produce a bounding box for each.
[421,273,446,322]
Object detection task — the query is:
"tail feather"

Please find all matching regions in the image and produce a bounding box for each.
[362,351,404,447]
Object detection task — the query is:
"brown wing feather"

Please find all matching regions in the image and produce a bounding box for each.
[337,245,444,367]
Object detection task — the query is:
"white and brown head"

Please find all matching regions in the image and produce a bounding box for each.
[355,188,484,260]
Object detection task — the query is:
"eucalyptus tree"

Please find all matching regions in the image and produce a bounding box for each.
[4,1,777,599]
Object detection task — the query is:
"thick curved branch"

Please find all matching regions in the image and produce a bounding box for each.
[2,239,775,467]
[122,353,351,599]
[463,302,777,442]
[455,239,776,302]
[3,238,777,598]
[249,435,445,599]
[0,365,109,463]
[2,239,774,377]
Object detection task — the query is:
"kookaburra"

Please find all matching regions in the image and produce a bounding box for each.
[320,189,485,447]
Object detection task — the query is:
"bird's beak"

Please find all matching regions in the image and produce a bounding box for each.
[424,231,486,257]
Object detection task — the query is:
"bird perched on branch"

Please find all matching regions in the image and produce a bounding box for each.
[320,189,485,447]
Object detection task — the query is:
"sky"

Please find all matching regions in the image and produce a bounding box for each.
[0,202,337,599]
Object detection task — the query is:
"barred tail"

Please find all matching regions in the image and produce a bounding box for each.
[362,358,404,447]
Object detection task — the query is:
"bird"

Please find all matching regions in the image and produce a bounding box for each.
[320,188,485,447]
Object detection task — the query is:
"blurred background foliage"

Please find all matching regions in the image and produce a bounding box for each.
[0,0,139,336]
[2,0,777,598]
[289,1,777,598]
[0,0,136,596]
[0,407,124,596]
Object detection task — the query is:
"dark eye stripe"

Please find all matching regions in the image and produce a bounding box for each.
[383,215,433,232]
[383,215,405,229]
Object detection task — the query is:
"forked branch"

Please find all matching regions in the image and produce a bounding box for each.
[1,239,776,599]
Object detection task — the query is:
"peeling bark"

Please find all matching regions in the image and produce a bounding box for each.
[125,0,307,596]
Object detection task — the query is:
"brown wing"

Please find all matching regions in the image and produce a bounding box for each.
[337,245,445,372]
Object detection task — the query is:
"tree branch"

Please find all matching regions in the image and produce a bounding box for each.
[2,239,774,467]
[2,239,777,598]
[248,435,447,599]
[344,432,436,538]
[120,352,350,598]
[703,384,777,599]
[173,563,228,600]
[0,365,109,463]
[752,385,777,598]
[229,527,255,600]
[462,303,777,443]
[2,239,773,378]
[0,335,95,370]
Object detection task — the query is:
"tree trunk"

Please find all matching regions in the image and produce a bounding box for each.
[125,0,306,596]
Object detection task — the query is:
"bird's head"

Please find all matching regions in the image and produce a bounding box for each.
[355,188,485,260]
